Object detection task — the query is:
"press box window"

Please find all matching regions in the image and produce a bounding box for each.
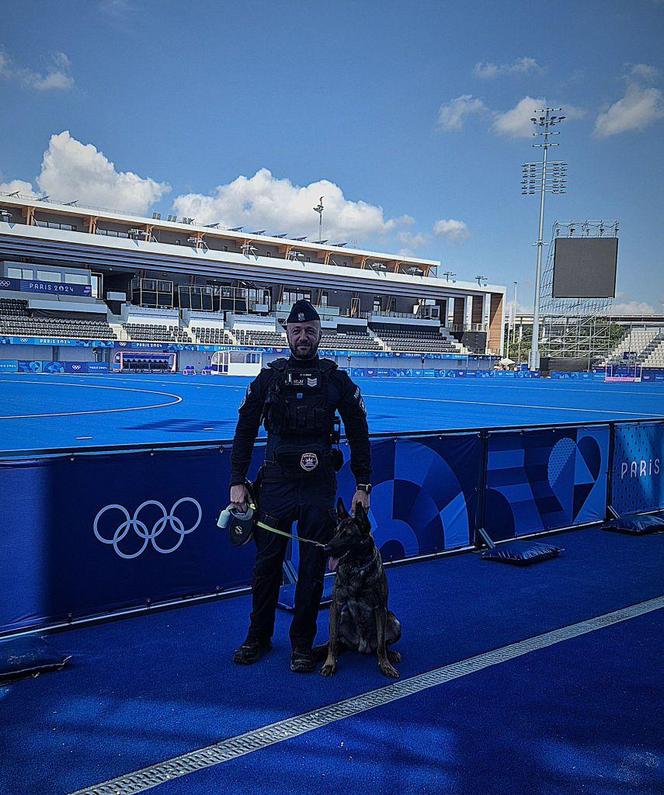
[65,273,90,285]
[37,271,63,282]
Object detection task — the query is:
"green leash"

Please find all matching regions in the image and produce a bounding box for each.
[255,520,327,549]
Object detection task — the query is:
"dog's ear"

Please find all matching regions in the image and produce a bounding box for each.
[336,497,349,520]
[353,502,371,533]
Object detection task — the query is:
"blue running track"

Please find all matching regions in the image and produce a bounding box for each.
[1,372,664,451]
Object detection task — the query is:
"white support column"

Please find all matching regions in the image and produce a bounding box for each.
[483,293,491,330]
[464,296,472,331]
[447,296,454,328]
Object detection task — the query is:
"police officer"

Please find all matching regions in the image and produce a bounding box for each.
[229,300,372,672]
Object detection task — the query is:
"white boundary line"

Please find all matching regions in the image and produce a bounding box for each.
[69,595,664,795]
[0,380,182,420]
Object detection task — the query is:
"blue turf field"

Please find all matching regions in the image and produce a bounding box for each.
[1,371,664,452]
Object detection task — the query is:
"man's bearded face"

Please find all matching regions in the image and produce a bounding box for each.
[286,321,321,359]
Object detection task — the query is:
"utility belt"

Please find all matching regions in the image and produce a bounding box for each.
[263,441,343,478]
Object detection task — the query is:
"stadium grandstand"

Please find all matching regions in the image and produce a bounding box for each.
[0,193,506,374]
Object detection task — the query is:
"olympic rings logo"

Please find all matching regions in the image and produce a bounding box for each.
[93,498,202,559]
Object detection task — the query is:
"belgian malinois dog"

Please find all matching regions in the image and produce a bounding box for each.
[319,498,401,678]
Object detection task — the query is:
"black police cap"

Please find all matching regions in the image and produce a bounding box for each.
[286,300,320,324]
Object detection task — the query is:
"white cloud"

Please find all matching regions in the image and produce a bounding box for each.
[433,218,470,242]
[594,83,664,137]
[610,300,658,314]
[0,179,37,197]
[0,49,74,91]
[35,131,170,213]
[474,57,542,79]
[397,230,429,249]
[492,96,546,137]
[437,95,487,131]
[173,168,402,242]
[627,63,660,81]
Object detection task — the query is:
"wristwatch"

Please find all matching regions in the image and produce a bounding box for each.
[356,483,372,494]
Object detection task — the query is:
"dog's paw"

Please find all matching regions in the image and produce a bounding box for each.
[320,660,337,677]
[379,659,399,678]
[387,650,401,664]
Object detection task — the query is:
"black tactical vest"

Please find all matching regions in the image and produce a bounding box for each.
[262,358,337,438]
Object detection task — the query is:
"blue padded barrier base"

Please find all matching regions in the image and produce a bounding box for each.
[604,513,664,535]
[277,576,335,612]
[481,541,563,566]
[0,636,71,682]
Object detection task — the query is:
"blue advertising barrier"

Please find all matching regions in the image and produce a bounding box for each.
[5,360,110,374]
[0,446,258,635]
[485,425,609,540]
[1,420,661,636]
[611,422,664,514]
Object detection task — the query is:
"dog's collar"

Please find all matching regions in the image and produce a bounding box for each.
[350,545,380,577]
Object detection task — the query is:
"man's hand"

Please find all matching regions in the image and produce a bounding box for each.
[351,489,370,514]
[230,483,250,509]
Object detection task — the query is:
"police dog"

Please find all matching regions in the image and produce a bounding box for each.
[319,498,401,678]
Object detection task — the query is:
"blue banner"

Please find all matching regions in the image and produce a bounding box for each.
[612,423,664,514]
[0,447,257,634]
[0,276,92,296]
[18,360,43,373]
[485,425,609,539]
[0,359,18,372]
[0,336,116,348]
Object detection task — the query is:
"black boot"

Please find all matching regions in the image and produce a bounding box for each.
[290,647,316,673]
[233,637,272,665]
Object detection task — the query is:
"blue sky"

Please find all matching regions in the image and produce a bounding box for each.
[1,0,663,312]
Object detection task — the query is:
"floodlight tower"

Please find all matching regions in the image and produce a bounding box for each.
[313,196,324,243]
[522,108,567,370]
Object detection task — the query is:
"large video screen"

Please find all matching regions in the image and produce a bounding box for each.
[552,238,618,298]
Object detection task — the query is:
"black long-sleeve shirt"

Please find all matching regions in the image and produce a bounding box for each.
[230,356,371,486]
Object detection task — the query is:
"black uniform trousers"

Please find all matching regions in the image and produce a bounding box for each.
[247,464,337,651]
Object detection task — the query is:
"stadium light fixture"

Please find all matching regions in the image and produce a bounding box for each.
[229,226,244,232]
[241,242,258,257]
[332,242,348,247]
[64,199,78,206]
[442,270,456,283]
[522,107,567,371]
[37,195,50,201]
[475,275,488,287]
[293,236,308,241]
[274,232,289,238]
[313,196,324,243]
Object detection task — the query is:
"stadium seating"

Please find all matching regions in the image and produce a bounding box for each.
[369,324,467,354]
[641,335,664,368]
[605,329,661,364]
[0,298,117,339]
[234,329,288,347]
[319,328,383,351]
[189,326,233,345]
[124,323,192,343]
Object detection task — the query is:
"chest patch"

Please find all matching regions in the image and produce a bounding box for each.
[300,452,319,472]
